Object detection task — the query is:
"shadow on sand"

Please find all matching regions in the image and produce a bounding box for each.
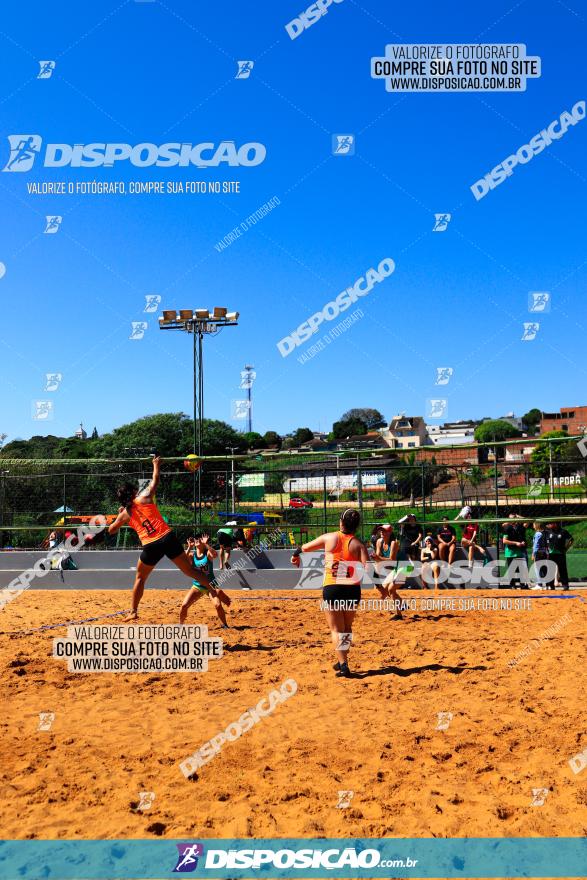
[349,662,488,679]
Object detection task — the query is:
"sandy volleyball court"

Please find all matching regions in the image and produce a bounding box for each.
[1,588,586,843]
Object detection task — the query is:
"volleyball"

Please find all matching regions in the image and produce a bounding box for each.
[183,454,202,473]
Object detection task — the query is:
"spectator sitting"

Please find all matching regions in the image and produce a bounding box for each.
[460,512,487,565]
[436,517,457,565]
[420,535,441,591]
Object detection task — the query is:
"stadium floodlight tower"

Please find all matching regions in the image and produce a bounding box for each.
[158,307,239,523]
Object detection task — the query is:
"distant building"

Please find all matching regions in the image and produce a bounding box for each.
[428,420,478,446]
[334,431,388,451]
[540,406,587,434]
[74,422,87,440]
[382,415,430,450]
[495,412,524,431]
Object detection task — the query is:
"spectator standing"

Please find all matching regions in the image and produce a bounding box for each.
[398,514,422,561]
[530,521,548,589]
[502,514,529,589]
[544,521,573,590]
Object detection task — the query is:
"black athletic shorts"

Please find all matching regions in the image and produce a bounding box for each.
[322,583,361,610]
[140,530,184,566]
[217,532,233,549]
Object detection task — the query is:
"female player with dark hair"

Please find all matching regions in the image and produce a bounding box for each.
[291,508,368,678]
[180,532,231,627]
[86,456,215,620]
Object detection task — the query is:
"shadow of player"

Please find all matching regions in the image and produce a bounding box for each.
[349,662,488,679]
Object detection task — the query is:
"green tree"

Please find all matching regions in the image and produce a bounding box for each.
[0,435,91,460]
[93,413,247,458]
[467,465,487,504]
[340,408,386,429]
[283,427,314,449]
[474,420,521,443]
[241,431,265,449]
[530,431,581,479]
[522,408,541,435]
[263,431,282,449]
[332,418,367,440]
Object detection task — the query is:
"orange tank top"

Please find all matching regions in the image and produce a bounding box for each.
[128,497,171,546]
[323,532,361,587]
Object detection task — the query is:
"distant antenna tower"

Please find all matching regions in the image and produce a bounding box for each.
[240,365,256,433]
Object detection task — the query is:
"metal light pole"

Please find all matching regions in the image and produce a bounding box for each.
[226,446,239,513]
[0,469,8,549]
[159,308,239,525]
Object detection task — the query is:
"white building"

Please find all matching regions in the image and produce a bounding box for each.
[428,420,477,446]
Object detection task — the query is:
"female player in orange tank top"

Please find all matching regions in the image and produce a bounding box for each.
[291,508,368,677]
[85,455,230,620]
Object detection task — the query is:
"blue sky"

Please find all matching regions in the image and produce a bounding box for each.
[0,0,586,443]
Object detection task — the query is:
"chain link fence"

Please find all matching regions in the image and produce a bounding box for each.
[0,438,586,574]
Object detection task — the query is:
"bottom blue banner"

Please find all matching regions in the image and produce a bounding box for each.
[0,837,586,878]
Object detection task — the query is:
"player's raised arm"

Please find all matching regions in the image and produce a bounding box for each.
[144,454,161,498]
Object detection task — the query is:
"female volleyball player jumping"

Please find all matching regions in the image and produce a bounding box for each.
[291,508,368,678]
[86,456,229,620]
[180,532,230,627]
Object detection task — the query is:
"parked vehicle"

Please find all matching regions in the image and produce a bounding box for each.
[288,497,314,509]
